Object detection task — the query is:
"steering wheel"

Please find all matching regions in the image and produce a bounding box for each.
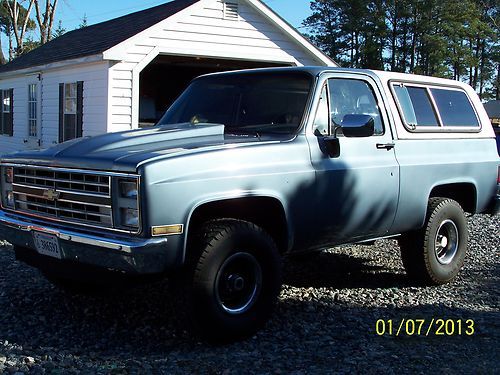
[190,114,208,124]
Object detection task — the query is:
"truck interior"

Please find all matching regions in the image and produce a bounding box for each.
[138,55,291,127]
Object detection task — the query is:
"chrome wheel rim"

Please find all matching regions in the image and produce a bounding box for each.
[215,252,262,315]
[434,219,459,265]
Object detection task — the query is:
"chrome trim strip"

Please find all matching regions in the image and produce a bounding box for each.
[1,163,138,178]
[2,208,133,234]
[14,200,112,219]
[0,212,165,253]
[13,191,112,209]
[14,175,110,188]
[56,188,110,199]
[426,86,444,127]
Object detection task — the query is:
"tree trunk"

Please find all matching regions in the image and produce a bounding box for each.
[6,0,35,56]
[34,0,59,44]
[391,2,398,71]
[0,37,6,65]
[8,27,14,61]
[472,37,481,90]
[478,39,486,99]
[410,4,418,73]
[401,16,409,72]
[496,63,500,100]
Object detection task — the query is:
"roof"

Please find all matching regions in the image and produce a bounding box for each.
[484,100,500,119]
[0,0,200,74]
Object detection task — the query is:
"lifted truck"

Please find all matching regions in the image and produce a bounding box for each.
[1,67,498,341]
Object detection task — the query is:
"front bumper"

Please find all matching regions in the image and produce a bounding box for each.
[0,211,179,275]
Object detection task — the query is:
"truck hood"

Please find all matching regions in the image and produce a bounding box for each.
[1,124,275,172]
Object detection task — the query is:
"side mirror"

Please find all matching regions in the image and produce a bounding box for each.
[341,114,375,138]
[316,134,340,158]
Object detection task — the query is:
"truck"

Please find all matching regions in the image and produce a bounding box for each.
[0,67,498,342]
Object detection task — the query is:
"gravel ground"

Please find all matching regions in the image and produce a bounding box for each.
[0,214,498,374]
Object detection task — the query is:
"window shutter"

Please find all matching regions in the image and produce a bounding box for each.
[76,81,83,138]
[0,91,3,135]
[7,89,13,136]
[58,83,64,143]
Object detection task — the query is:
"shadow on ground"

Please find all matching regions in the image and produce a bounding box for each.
[0,244,497,373]
[284,249,412,289]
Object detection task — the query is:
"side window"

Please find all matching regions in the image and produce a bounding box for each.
[0,89,13,137]
[312,85,329,136]
[59,81,83,142]
[28,84,38,137]
[394,86,439,127]
[430,88,479,127]
[328,78,384,135]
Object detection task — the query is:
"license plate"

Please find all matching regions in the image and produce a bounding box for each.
[33,232,62,259]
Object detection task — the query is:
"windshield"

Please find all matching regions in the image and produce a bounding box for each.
[158,71,313,135]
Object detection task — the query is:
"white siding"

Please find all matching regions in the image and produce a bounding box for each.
[41,62,109,147]
[0,62,108,153]
[108,0,324,131]
[0,76,31,154]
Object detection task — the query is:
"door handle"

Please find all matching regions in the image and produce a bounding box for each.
[376,143,395,150]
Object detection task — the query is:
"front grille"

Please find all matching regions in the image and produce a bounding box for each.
[11,166,113,229]
[14,167,110,195]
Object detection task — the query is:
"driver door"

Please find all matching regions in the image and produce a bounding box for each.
[306,73,400,246]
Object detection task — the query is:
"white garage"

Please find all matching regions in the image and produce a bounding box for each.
[0,0,334,153]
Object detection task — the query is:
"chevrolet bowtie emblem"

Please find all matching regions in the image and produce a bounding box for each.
[43,189,60,201]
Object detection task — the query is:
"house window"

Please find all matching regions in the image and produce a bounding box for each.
[59,81,83,142]
[0,89,13,136]
[28,84,38,137]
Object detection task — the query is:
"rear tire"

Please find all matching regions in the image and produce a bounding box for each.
[399,198,468,285]
[174,219,282,342]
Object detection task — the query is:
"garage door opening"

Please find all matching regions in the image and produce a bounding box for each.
[139,55,291,127]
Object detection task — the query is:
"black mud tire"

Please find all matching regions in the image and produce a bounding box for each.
[173,219,283,343]
[399,198,468,285]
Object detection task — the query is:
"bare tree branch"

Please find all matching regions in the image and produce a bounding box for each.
[33,0,58,43]
[6,0,35,55]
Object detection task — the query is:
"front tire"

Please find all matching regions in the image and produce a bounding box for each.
[176,219,282,342]
[399,198,468,285]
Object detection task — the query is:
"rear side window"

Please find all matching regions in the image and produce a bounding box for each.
[392,83,479,131]
[393,86,438,127]
[430,88,479,127]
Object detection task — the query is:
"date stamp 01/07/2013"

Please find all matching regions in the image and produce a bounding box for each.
[375,319,475,337]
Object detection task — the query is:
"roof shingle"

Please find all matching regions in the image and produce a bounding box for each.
[0,0,200,74]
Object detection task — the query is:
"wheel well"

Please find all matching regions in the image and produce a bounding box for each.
[188,197,289,254]
[429,183,477,214]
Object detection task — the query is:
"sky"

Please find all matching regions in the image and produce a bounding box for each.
[56,0,311,34]
[2,0,313,58]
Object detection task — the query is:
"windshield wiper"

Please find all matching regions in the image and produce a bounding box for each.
[225,128,262,140]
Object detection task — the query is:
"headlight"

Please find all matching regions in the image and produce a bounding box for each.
[4,190,14,208]
[120,208,139,227]
[113,176,140,231]
[119,179,138,199]
[5,167,13,183]
[1,166,14,209]
[6,191,14,207]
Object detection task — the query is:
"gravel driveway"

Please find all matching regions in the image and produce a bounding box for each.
[0,214,498,374]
